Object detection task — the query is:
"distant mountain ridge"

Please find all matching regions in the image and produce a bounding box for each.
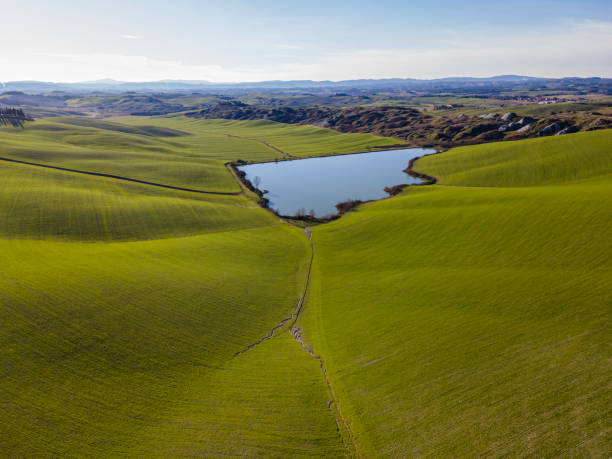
[1,76,611,94]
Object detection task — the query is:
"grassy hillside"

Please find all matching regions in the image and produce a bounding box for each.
[418,129,612,187]
[115,116,400,157]
[139,333,347,457]
[0,119,362,455]
[0,120,263,192]
[302,129,611,456]
[0,116,395,194]
[0,225,346,456]
[1,114,609,455]
[0,161,274,240]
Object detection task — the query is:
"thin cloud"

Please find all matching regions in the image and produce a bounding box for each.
[2,20,610,82]
[274,44,303,50]
[121,34,142,40]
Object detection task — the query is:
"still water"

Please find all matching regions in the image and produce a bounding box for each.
[238,148,436,217]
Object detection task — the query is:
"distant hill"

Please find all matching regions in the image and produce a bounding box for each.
[2,76,611,94]
[187,101,612,148]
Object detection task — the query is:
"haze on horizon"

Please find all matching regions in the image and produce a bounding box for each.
[2,0,612,83]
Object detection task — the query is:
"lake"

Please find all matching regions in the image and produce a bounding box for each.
[237,148,436,217]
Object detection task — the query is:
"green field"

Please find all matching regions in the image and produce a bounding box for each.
[0,117,610,456]
[0,226,349,456]
[0,117,396,194]
[0,161,273,240]
[114,116,401,157]
[0,117,380,455]
[301,129,611,456]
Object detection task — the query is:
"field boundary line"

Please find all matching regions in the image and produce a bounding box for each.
[226,134,295,158]
[0,156,242,196]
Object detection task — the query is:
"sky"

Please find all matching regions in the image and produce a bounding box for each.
[1,0,611,82]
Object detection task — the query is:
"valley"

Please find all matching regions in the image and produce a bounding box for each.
[0,111,609,455]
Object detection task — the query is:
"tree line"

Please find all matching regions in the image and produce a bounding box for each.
[0,107,30,128]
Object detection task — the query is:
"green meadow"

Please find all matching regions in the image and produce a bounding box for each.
[302,129,611,456]
[0,228,349,456]
[0,117,396,194]
[0,116,609,456]
[114,116,400,157]
[0,117,391,455]
[0,161,272,240]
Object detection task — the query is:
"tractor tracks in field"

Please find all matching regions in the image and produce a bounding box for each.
[233,227,358,456]
[0,156,243,196]
[226,134,295,159]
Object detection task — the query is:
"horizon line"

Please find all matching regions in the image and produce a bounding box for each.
[2,74,611,86]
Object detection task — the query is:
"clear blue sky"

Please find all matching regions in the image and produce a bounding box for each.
[1,0,611,82]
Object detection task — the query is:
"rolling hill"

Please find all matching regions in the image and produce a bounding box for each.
[0,118,386,455]
[301,129,612,456]
[0,115,609,456]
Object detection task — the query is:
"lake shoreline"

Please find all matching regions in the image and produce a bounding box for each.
[231,147,442,222]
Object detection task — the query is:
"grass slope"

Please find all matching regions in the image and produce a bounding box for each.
[0,161,274,240]
[139,333,346,457]
[0,120,255,192]
[115,116,400,157]
[0,116,395,194]
[0,157,346,455]
[0,115,399,455]
[419,129,612,187]
[303,129,611,456]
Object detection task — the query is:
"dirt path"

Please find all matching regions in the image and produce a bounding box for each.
[0,156,242,196]
[226,134,295,159]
